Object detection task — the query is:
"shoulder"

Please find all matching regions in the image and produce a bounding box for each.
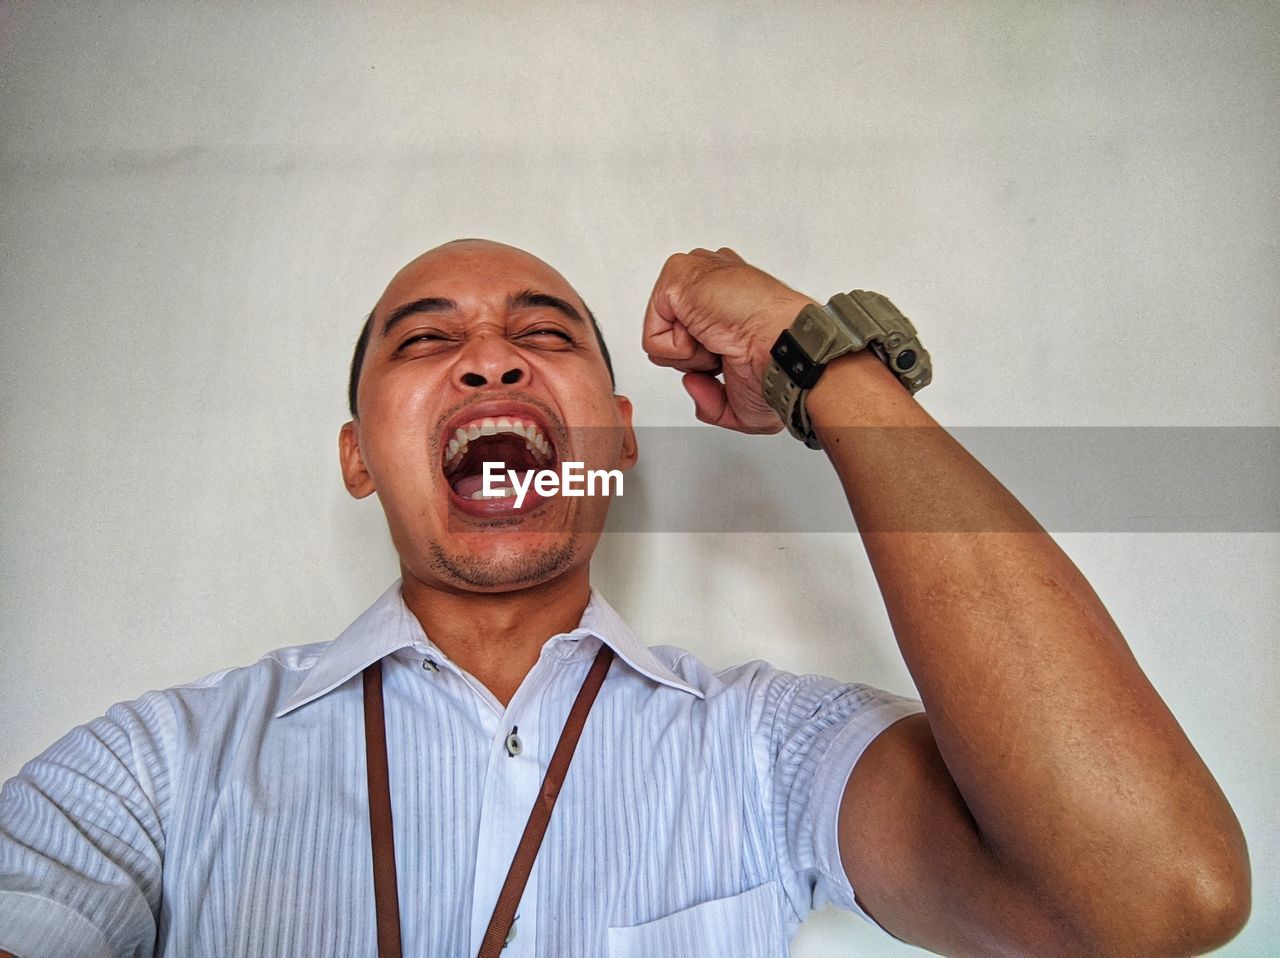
[155,639,333,728]
[647,645,922,757]
[165,640,330,698]
[15,640,328,777]
[645,644,871,705]
[643,643,781,699]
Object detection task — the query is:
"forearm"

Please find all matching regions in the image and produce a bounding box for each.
[807,351,1250,949]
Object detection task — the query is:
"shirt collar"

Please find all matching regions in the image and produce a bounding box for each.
[572,588,704,700]
[275,580,701,717]
[275,580,425,717]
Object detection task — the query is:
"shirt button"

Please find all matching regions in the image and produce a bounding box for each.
[505,727,523,757]
[504,915,518,947]
[422,657,440,672]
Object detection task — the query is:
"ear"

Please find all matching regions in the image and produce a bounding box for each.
[613,394,639,471]
[339,421,376,499]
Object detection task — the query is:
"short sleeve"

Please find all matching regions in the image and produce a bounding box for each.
[748,667,923,933]
[0,691,175,958]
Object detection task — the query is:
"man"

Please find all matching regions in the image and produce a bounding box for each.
[0,239,1250,956]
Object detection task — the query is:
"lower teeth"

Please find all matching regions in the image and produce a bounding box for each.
[470,487,516,500]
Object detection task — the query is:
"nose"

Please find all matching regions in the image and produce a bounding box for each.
[450,331,529,391]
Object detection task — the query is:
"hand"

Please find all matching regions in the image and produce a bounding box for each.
[641,247,817,433]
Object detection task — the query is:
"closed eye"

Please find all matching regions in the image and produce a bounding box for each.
[396,332,451,352]
[520,328,573,342]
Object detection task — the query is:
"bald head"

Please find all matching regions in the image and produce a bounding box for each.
[347,239,615,419]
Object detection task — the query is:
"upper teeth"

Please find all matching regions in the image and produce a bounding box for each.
[444,416,553,470]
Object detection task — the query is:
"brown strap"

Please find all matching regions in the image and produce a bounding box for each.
[362,661,403,958]
[362,644,615,958]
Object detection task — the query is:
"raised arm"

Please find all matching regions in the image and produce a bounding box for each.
[641,247,1250,955]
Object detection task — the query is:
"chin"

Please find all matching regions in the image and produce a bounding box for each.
[423,534,582,591]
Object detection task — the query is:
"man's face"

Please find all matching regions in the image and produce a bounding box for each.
[340,240,636,594]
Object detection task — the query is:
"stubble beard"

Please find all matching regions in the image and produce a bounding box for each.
[426,536,580,589]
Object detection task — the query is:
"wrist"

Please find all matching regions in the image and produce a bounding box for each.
[806,351,928,430]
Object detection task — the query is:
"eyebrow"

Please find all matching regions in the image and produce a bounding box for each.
[380,297,457,338]
[506,289,586,327]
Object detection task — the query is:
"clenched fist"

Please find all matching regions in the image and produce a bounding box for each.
[641,247,818,433]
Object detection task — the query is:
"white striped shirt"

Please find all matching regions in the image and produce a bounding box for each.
[0,581,923,957]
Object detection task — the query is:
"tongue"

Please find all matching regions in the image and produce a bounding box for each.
[451,469,537,502]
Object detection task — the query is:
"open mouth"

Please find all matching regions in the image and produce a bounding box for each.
[441,414,558,512]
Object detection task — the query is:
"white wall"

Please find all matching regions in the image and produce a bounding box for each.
[2,1,1276,953]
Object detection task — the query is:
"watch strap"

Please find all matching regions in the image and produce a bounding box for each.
[763,290,931,449]
[763,303,857,449]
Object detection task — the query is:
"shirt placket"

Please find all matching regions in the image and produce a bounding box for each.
[465,658,551,957]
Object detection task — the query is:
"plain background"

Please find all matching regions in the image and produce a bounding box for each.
[1,2,1276,954]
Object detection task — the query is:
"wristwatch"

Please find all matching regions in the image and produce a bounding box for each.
[761,290,931,449]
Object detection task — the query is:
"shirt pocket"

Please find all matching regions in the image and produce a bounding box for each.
[606,880,788,958]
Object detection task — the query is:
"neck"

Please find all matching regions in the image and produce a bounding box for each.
[399,565,592,706]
